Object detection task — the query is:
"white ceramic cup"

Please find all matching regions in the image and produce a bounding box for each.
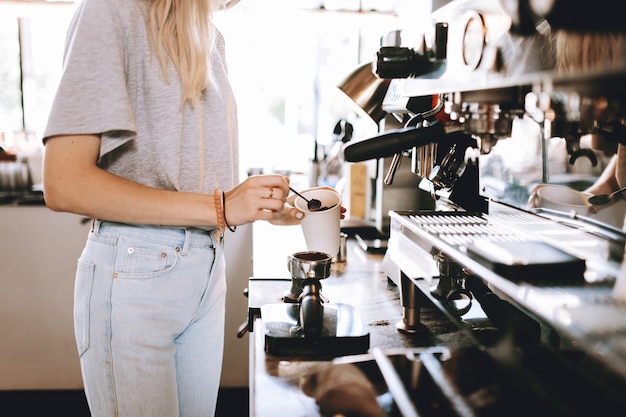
[294,187,342,259]
[535,184,626,229]
[535,184,591,215]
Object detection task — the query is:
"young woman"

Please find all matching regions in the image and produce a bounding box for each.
[42,0,305,415]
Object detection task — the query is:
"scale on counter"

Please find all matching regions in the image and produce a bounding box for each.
[261,302,369,356]
[253,251,370,357]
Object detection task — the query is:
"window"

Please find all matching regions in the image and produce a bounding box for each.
[217,1,400,184]
[0,0,400,185]
[0,1,74,151]
[0,17,21,137]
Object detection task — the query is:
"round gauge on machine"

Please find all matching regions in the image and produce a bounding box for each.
[462,12,486,71]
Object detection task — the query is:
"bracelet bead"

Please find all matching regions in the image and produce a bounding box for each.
[214,188,226,233]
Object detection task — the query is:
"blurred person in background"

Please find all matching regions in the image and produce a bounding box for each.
[556,31,625,202]
[528,30,625,224]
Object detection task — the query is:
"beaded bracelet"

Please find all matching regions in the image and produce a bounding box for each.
[222,191,237,232]
[213,188,226,233]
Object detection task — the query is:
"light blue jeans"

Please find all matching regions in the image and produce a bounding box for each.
[75,220,226,417]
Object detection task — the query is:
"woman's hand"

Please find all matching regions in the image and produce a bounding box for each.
[223,175,303,226]
[268,181,306,226]
[271,185,346,226]
[223,179,346,227]
[526,183,543,209]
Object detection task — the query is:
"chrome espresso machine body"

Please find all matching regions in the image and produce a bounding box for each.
[341,0,626,413]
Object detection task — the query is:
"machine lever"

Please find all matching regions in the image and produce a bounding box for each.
[236,287,252,338]
[236,319,249,338]
[384,152,403,185]
[237,311,261,338]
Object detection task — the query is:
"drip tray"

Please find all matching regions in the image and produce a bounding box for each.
[261,303,370,356]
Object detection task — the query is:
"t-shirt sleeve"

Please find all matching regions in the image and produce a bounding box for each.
[43,0,136,153]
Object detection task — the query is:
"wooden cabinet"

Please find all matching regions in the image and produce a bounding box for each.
[0,206,253,389]
[0,206,89,389]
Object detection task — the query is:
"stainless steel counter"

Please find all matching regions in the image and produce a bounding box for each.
[247,215,626,416]
[247,238,478,417]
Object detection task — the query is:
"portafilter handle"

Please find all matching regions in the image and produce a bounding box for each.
[343,121,468,163]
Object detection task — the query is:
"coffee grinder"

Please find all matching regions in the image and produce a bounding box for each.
[260,251,370,356]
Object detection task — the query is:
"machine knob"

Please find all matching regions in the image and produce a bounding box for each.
[373,23,448,79]
[374,47,422,79]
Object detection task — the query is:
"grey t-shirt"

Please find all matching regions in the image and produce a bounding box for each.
[44,0,239,194]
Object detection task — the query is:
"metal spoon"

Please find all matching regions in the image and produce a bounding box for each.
[289,187,322,211]
[588,186,626,205]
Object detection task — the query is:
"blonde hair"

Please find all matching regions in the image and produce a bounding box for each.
[556,31,623,73]
[148,0,221,107]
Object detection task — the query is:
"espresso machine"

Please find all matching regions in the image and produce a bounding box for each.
[337,0,626,412]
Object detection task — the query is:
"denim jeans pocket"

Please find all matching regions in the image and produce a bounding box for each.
[75,259,95,356]
[113,234,179,279]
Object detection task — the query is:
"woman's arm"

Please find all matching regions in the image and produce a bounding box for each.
[43,134,300,227]
[584,154,620,197]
